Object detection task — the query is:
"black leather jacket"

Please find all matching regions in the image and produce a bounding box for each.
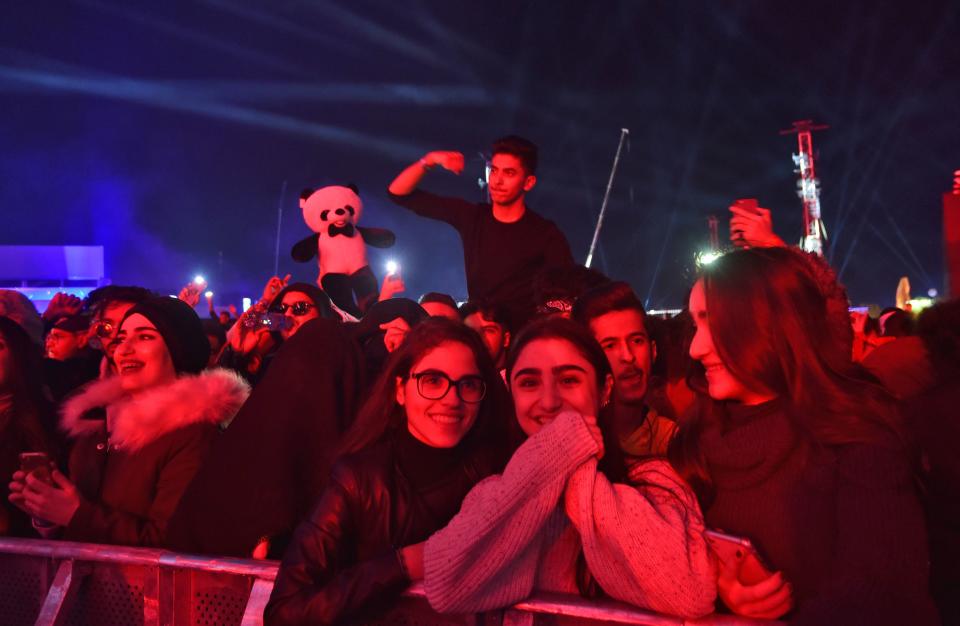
[264,430,497,625]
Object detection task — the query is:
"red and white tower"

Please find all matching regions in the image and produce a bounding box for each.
[780,120,829,256]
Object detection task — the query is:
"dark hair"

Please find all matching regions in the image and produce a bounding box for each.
[492,135,538,175]
[571,281,645,327]
[459,299,511,331]
[878,307,915,338]
[418,292,458,309]
[86,286,153,317]
[916,298,960,373]
[0,317,51,452]
[337,318,513,460]
[669,248,902,503]
[533,265,609,318]
[202,318,227,347]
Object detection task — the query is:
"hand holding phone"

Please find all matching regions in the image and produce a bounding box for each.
[19,452,55,487]
[706,529,793,619]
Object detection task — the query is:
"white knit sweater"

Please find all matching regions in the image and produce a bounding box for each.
[423,410,717,618]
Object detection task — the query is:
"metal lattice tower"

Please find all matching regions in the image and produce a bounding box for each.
[780,120,829,256]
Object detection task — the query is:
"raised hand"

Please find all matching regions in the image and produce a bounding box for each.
[42,292,83,322]
[378,272,406,301]
[729,202,786,249]
[423,151,465,175]
[261,274,291,304]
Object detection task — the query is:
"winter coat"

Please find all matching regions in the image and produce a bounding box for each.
[166,318,365,558]
[59,368,250,547]
[265,429,501,626]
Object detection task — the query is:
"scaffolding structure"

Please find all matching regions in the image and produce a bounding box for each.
[780,120,829,256]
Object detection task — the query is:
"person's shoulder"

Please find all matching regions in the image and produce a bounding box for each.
[331,440,396,489]
[830,434,912,488]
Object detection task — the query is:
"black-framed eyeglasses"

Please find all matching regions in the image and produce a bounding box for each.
[274,301,316,316]
[411,371,486,404]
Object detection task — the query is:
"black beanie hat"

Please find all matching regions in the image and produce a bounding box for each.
[121,296,209,375]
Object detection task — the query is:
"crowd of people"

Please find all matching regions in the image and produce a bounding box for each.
[0,135,957,626]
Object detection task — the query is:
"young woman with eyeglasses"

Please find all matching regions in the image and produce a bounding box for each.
[417,317,716,619]
[264,317,514,626]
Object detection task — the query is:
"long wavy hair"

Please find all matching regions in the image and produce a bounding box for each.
[337,317,514,466]
[0,317,50,451]
[670,247,901,503]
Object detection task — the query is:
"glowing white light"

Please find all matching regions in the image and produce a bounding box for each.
[928,288,938,298]
[193,275,206,285]
[242,297,252,312]
[696,250,722,266]
[385,260,399,275]
[204,291,213,298]
[907,298,934,313]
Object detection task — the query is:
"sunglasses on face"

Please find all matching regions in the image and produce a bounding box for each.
[274,301,316,316]
[412,371,487,404]
[87,320,117,350]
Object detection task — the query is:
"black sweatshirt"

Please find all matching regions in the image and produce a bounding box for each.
[389,189,574,327]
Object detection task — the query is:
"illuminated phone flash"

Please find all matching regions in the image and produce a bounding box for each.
[385,260,399,275]
[193,275,206,285]
[204,291,214,298]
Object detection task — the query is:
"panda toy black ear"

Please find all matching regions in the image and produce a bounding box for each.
[346,183,359,194]
[299,188,315,210]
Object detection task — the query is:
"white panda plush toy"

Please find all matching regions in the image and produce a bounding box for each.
[291,184,395,317]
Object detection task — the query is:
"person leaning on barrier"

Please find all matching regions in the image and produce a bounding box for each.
[408,317,716,619]
[264,318,514,625]
[9,297,249,547]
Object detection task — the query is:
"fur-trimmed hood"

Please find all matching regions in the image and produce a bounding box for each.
[61,368,251,452]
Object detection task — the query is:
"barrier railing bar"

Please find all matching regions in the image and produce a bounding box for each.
[1,539,775,626]
[143,565,161,626]
[0,538,278,580]
[33,559,78,626]
[510,592,684,626]
[240,578,275,626]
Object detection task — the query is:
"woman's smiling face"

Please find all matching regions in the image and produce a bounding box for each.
[115,313,177,393]
[510,337,603,437]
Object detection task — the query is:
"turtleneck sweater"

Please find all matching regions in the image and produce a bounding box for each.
[700,399,938,626]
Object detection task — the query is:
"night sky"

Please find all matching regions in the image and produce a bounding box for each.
[2,1,958,309]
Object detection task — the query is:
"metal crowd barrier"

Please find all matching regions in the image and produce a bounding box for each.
[0,538,776,626]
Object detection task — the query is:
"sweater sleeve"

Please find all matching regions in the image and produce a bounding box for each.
[264,465,409,626]
[387,189,477,232]
[423,410,599,613]
[564,458,717,618]
[790,443,939,626]
[66,427,213,547]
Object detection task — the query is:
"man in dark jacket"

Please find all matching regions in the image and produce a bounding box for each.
[166,317,365,558]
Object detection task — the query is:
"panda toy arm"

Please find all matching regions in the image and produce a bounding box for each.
[291,234,320,262]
